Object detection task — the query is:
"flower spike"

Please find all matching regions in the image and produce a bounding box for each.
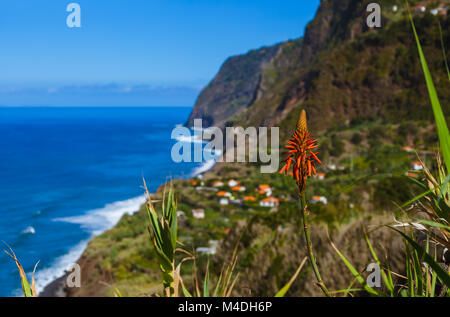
[280,110,321,195]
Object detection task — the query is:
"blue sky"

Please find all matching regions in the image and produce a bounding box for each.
[0,0,320,106]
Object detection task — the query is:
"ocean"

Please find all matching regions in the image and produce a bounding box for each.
[0,106,209,296]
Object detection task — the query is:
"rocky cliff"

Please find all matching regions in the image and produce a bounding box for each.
[187,0,449,137]
[186,44,281,127]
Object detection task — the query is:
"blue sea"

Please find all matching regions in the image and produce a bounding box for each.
[0,107,210,296]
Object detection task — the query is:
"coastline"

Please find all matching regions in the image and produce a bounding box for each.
[39,157,218,297]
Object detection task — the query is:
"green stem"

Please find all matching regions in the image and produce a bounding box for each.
[300,194,331,297]
[162,264,175,297]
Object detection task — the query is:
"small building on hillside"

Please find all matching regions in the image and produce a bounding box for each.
[315,173,326,180]
[212,180,224,187]
[232,186,246,192]
[192,209,205,219]
[431,7,447,15]
[402,146,414,153]
[311,196,328,205]
[219,198,229,206]
[405,172,419,179]
[415,5,426,13]
[217,191,232,198]
[411,161,423,171]
[227,179,240,187]
[244,196,257,202]
[258,184,272,196]
[259,197,280,208]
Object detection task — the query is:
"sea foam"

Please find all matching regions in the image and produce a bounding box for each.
[35,195,146,295]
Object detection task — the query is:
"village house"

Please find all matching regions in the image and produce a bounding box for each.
[196,240,219,255]
[415,5,426,13]
[431,7,448,15]
[232,186,246,192]
[227,179,240,187]
[192,208,205,219]
[216,191,232,198]
[327,164,337,171]
[212,180,224,187]
[405,172,419,179]
[402,146,414,153]
[257,184,272,196]
[327,164,345,171]
[311,196,328,205]
[176,211,186,218]
[315,173,326,180]
[411,161,423,171]
[219,198,229,206]
[259,197,280,208]
[244,196,257,202]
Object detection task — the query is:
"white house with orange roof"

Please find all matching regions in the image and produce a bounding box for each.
[227,179,240,187]
[415,5,426,13]
[257,184,272,197]
[411,161,423,171]
[315,173,326,180]
[212,180,224,187]
[311,196,328,205]
[232,186,246,192]
[217,191,232,198]
[402,146,414,153]
[259,197,280,208]
[244,196,257,202]
[431,7,447,15]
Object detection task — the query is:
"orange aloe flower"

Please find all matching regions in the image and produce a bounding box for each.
[280,110,321,194]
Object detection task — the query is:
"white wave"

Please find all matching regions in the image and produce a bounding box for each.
[53,195,146,236]
[34,239,89,295]
[192,159,216,176]
[175,135,206,144]
[21,226,35,235]
[33,195,146,295]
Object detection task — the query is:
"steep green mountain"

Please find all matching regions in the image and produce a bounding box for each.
[188,0,449,137]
